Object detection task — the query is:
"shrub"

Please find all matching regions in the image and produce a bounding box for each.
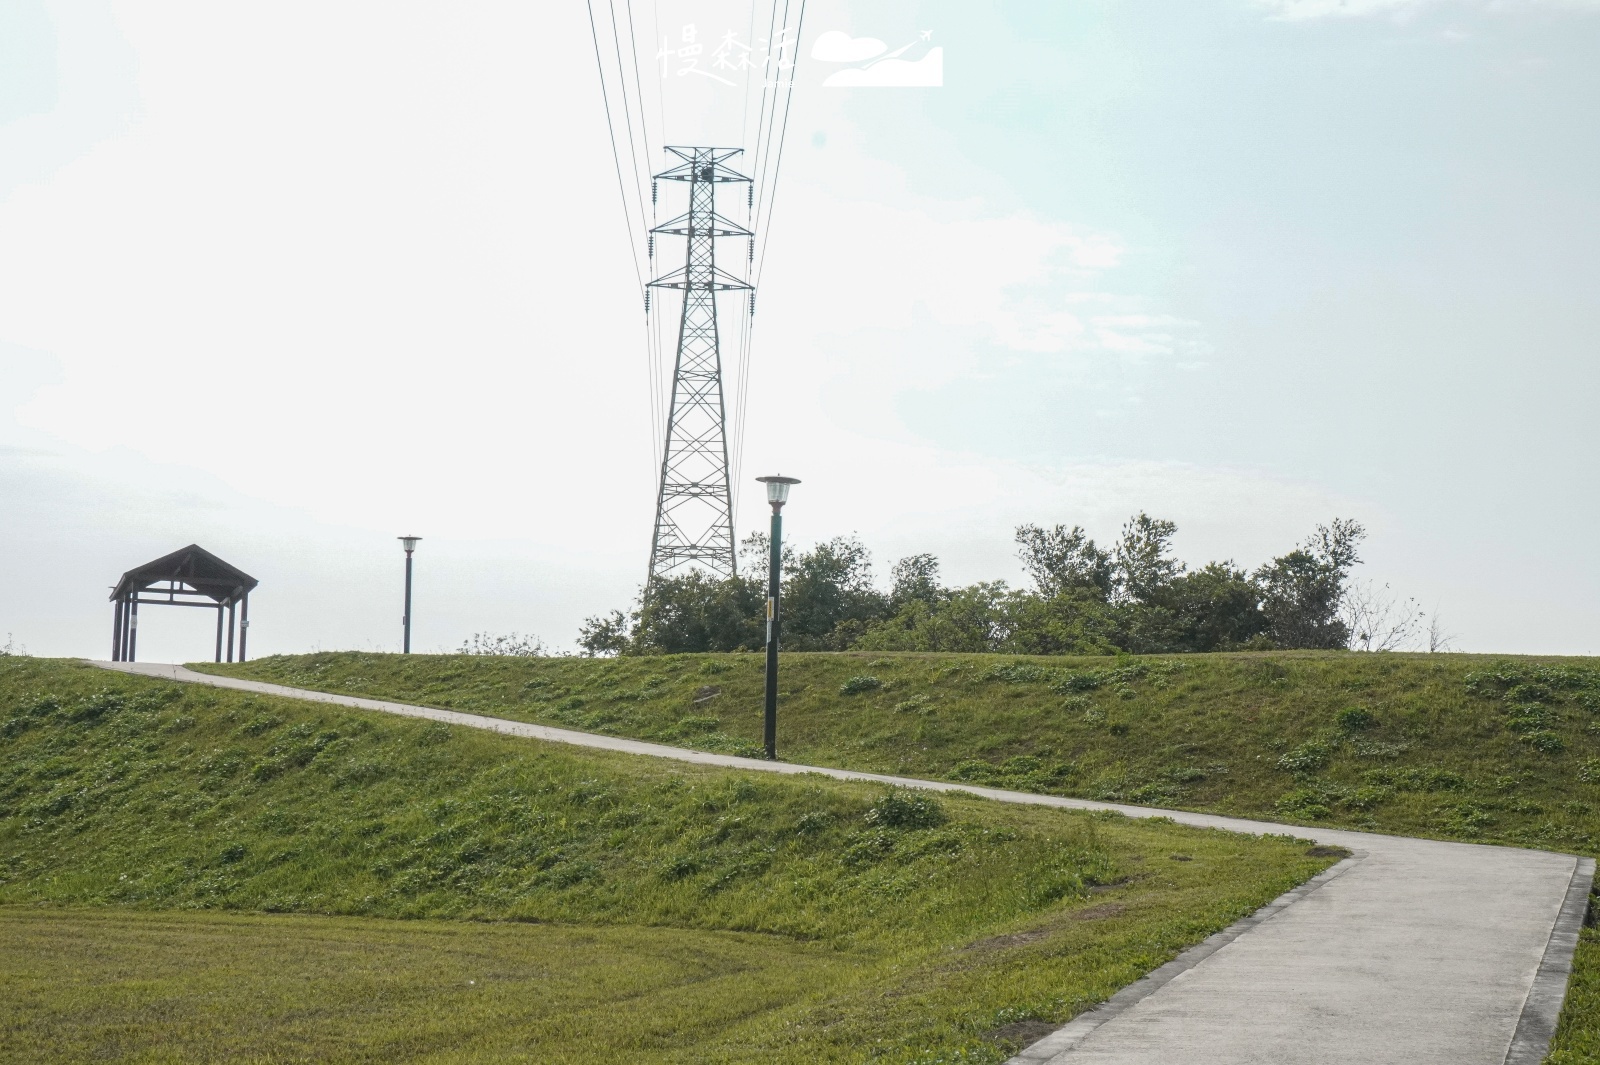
[840,675,882,695]
[1336,707,1375,732]
[1276,742,1331,773]
[864,790,947,829]
[950,761,1001,784]
[986,664,1053,685]
[1347,785,1393,810]
[1276,789,1332,820]
[1521,731,1566,754]
[1362,767,1466,792]
[795,811,833,834]
[1053,671,1104,693]
[666,715,720,737]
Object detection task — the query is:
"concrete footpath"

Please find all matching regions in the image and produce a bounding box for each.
[92,660,1594,1065]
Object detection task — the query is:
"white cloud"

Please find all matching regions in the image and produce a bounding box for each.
[822,49,943,88]
[811,30,887,63]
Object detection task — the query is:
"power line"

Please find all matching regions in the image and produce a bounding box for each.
[754,0,806,290]
[585,0,648,292]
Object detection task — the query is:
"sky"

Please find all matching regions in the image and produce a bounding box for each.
[1,0,1598,660]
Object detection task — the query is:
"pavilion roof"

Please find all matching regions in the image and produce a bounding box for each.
[110,544,258,603]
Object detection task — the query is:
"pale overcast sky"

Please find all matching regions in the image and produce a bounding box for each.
[2,0,1598,660]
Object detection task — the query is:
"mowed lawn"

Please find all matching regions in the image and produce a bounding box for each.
[0,658,1335,1064]
[0,908,854,1065]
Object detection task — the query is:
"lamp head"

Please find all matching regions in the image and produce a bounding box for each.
[398,536,422,553]
[755,475,801,510]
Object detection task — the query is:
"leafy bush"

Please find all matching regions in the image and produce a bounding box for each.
[1055,671,1103,693]
[1336,707,1375,732]
[864,790,947,829]
[839,675,882,695]
[1361,767,1466,792]
[1522,731,1567,754]
[986,664,1053,684]
[1276,788,1333,820]
[1276,742,1332,774]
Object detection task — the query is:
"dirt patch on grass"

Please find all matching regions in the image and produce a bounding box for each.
[1305,845,1352,859]
[983,1019,1058,1047]
[963,902,1127,953]
[964,928,1053,952]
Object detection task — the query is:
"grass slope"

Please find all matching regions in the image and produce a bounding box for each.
[0,658,1331,1064]
[213,651,1600,853]
[209,649,1600,1063]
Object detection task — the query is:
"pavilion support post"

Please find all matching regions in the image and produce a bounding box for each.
[226,601,236,663]
[215,605,225,663]
[238,593,249,662]
[112,595,124,661]
[128,599,139,662]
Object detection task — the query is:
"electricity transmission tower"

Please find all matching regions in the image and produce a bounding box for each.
[646,147,753,582]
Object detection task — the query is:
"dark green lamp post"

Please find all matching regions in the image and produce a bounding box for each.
[755,475,800,760]
[398,536,421,653]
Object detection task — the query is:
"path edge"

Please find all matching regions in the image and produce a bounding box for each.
[1004,851,1366,1065]
[1503,854,1596,1065]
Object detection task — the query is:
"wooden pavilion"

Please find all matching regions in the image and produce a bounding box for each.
[110,545,257,663]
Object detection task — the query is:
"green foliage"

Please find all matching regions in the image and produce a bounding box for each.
[634,571,768,654]
[1014,524,1114,600]
[581,514,1373,657]
[863,790,947,830]
[1276,742,1332,774]
[1253,519,1365,651]
[840,675,883,695]
[1112,513,1184,605]
[1336,707,1376,733]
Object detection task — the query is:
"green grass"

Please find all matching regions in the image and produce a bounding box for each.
[1549,928,1600,1064]
[0,658,1333,1063]
[206,649,1600,1063]
[210,650,1600,853]
[0,908,853,1065]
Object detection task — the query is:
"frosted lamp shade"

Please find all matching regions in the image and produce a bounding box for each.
[398,536,422,552]
[755,475,800,504]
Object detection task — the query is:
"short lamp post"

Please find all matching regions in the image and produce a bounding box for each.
[755,475,800,760]
[398,536,421,654]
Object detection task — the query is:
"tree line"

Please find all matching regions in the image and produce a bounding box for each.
[577,515,1371,657]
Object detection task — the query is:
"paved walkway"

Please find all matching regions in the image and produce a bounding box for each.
[92,660,1593,1065]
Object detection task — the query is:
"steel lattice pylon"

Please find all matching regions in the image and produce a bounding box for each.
[646,147,753,582]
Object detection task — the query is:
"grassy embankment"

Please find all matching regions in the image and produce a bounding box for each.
[210,649,1600,1062]
[0,657,1332,1064]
